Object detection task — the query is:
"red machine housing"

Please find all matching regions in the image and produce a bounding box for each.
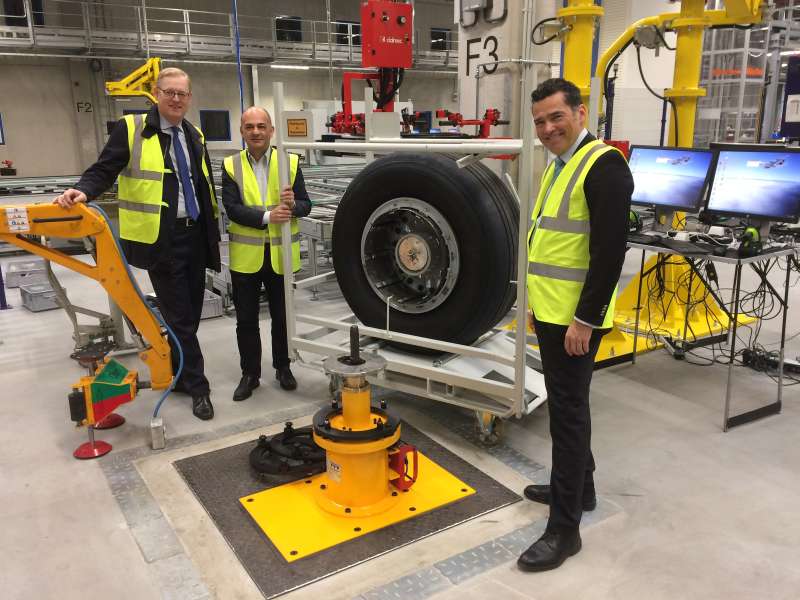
[328,1,412,135]
[603,139,631,159]
[360,0,413,68]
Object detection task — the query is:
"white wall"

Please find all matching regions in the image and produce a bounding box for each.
[0,58,85,177]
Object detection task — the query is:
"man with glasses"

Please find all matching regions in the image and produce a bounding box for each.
[55,67,221,421]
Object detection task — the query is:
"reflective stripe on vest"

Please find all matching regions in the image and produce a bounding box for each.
[527,140,620,327]
[528,262,588,283]
[225,149,299,274]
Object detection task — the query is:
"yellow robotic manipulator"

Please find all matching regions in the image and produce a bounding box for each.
[0,203,172,458]
[240,326,475,562]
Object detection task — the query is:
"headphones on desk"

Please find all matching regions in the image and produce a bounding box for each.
[738,226,763,258]
[628,210,643,233]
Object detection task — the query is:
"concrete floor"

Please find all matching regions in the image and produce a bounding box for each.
[1,248,799,600]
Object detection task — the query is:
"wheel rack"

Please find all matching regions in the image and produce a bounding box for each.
[271,81,546,432]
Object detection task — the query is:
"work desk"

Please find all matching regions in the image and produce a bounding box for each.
[626,242,798,431]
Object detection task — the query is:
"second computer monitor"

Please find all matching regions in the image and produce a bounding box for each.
[628,145,715,212]
[706,148,800,223]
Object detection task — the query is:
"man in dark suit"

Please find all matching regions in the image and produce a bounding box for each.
[518,78,633,571]
[221,107,311,402]
[54,67,221,421]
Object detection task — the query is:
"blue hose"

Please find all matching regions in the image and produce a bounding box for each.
[232,0,246,149]
[87,203,183,418]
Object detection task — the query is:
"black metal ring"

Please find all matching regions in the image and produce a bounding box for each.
[312,406,400,442]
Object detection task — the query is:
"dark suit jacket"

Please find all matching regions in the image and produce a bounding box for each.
[569,133,634,326]
[75,105,221,271]
[220,149,312,230]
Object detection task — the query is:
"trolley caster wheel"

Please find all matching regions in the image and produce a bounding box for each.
[475,411,503,446]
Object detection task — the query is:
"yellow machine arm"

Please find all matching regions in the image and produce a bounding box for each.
[0,202,172,394]
[105,57,162,104]
[594,0,765,146]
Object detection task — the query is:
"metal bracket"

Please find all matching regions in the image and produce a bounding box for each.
[456,154,486,169]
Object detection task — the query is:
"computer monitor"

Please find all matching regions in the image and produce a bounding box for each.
[705,148,800,224]
[628,145,715,212]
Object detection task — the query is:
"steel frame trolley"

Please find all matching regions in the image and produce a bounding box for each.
[271,82,546,442]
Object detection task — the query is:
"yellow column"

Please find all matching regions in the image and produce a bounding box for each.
[664,0,707,148]
[559,0,604,104]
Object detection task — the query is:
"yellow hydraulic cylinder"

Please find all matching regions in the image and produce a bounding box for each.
[559,0,604,104]
[340,384,373,430]
[313,343,403,518]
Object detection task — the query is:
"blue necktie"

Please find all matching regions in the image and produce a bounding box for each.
[543,157,566,200]
[552,157,565,180]
[171,126,199,221]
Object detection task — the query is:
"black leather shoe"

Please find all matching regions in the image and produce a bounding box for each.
[276,367,297,391]
[233,374,260,402]
[192,394,214,420]
[523,484,597,511]
[517,530,582,572]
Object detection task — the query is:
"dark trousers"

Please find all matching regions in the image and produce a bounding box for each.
[230,245,289,378]
[533,316,607,533]
[148,223,210,396]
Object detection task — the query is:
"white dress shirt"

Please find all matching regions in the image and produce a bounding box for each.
[245,149,274,225]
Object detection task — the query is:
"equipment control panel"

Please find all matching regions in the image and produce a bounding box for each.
[360,0,413,69]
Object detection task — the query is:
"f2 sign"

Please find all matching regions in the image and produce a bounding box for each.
[76,102,93,113]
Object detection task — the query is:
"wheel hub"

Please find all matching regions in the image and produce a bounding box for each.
[395,234,430,275]
[361,197,460,314]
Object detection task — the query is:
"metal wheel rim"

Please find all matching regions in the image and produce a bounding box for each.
[360,197,460,314]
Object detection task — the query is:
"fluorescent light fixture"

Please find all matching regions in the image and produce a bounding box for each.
[269,64,310,70]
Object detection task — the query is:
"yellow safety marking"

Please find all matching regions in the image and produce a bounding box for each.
[240,451,475,562]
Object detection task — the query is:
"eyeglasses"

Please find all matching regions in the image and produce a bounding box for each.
[158,88,191,100]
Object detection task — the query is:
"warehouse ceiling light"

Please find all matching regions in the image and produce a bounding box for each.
[269,64,310,70]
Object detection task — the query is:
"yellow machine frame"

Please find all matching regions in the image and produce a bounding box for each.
[0,203,173,398]
[105,57,162,104]
[593,0,765,344]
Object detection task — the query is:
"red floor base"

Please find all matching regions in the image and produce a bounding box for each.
[73,440,112,460]
[94,413,125,430]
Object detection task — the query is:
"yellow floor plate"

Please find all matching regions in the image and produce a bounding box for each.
[240,451,475,562]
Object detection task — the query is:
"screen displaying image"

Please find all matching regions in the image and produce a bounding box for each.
[707,150,800,222]
[628,147,714,211]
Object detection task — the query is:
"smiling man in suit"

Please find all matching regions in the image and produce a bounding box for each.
[519,78,633,572]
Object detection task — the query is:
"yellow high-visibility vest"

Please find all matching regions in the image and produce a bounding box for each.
[527,140,620,327]
[117,114,217,244]
[223,148,300,274]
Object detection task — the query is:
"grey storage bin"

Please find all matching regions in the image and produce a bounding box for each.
[20,283,61,312]
[201,290,223,320]
[6,258,47,288]
[146,290,223,322]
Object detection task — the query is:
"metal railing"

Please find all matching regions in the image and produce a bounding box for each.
[0,0,458,68]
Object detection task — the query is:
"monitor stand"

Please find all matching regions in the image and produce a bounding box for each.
[653,207,675,233]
